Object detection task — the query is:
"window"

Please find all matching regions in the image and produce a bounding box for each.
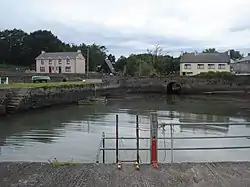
[58,59,62,64]
[197,64,204,69]
[218,64,226,69]
[184,64,191,69]
[66,58,70,64]
[65,66,71,72]
[208,64,215,69]
[40,67,45,72]
[41,59,44,65]
[49,59,52,64]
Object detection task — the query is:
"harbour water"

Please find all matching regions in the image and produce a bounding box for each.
[1,95,250,163]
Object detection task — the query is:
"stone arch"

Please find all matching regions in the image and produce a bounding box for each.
[167,81,181,94]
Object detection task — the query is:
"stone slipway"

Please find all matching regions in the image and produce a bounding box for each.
[1,162,250,187]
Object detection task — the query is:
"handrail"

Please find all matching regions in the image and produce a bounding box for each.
[103,135,250,140]
[158,122,250,126]
[100,146,250,151]
[95,120,250,164]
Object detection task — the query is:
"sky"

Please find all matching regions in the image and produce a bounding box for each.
[1,0,250,57]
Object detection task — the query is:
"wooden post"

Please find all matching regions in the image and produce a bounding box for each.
[102,132,105,163]
[150,112,158,164]
[136,115,139,163]
[87,47,89,78]
[116,114,119,163]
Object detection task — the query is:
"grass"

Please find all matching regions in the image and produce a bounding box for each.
[0,81,91,88]
[48,158,79,167]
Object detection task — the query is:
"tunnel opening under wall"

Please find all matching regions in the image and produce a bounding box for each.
[167,82,181,95]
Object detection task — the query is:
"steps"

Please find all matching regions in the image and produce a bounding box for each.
[6,88,28,114]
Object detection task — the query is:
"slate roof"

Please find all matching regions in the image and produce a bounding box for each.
[36,52,81,60]
[236,55,250,63]
[180,52,230,63]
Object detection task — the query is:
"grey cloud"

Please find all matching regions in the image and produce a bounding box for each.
[1,0,244,58]
[229,25,250,32]
[28,20,205,57]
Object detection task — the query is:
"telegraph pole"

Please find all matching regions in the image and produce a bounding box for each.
[87,47,89,78]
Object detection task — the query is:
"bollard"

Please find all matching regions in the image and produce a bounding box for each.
[151,137,158,168]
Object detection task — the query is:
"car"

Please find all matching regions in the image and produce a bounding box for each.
[32,76,51,83]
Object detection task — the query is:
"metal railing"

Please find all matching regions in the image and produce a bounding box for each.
[96,114,250,164]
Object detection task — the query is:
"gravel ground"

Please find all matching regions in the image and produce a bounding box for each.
[1,162,250,187]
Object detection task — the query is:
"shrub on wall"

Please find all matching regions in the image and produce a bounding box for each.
[196,71,233,77]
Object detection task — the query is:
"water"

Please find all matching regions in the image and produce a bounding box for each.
[1,95,250,163]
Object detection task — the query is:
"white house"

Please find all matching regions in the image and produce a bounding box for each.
[231,53,250,75]
[35,50,86,74]
[180,51,231,76]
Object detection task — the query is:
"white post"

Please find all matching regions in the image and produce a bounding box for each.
[150,112,158,163]
[0,77,1,84]
[5,77,8,84]
[170,124,174,164]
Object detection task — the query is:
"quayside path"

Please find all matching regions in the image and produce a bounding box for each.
[0,162,250,187]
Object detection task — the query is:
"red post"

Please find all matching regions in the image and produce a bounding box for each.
[151,137,158,168]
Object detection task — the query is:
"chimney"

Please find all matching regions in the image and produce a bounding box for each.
[228,50,231,57]
[180,51,184,56]
[194,51,198,56]
[41,51,45,54]
[77,49,81,53]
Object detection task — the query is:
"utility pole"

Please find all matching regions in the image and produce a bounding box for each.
[87,47,89,78]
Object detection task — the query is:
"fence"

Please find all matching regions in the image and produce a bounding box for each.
[96,113,250,164]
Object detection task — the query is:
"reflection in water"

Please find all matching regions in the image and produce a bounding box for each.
[0,95,250,163]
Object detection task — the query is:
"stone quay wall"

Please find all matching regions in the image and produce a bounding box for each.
[119,76,250,94]
[0,84,96,116]
[1,75,250,116]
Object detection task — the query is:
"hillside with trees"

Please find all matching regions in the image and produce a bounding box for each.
[0,29,245,76]
[0,29,114,72]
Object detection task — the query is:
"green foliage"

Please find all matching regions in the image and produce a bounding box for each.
[114,46,180,76]
[2,30,245,76]
[202,48,218,53]
[197,71,233,77]
[0,29,111,71]
[229,49,243,60]
[0,82,91,88]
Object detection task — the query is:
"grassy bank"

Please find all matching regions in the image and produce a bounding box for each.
[0,82,91,88]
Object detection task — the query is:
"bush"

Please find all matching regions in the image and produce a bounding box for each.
[197,71,233,77]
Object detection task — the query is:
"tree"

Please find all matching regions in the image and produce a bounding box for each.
[115,56,127,72]
[107,54,116,63]
[116,45,180,76]
[229,49,243,60]
[0,29,113,70]
[203,48,218,53]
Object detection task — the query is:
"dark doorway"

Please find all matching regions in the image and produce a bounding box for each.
[49,66,52,73]
[59,67,62,73]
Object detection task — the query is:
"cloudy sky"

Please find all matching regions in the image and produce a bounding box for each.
[1,0,250,57]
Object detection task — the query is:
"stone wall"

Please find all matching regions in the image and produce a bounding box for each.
[119,76,250,94]
[0,84,96,116]
[26,84,97,109]
[0,89,6,115]
[1,76,250,116]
